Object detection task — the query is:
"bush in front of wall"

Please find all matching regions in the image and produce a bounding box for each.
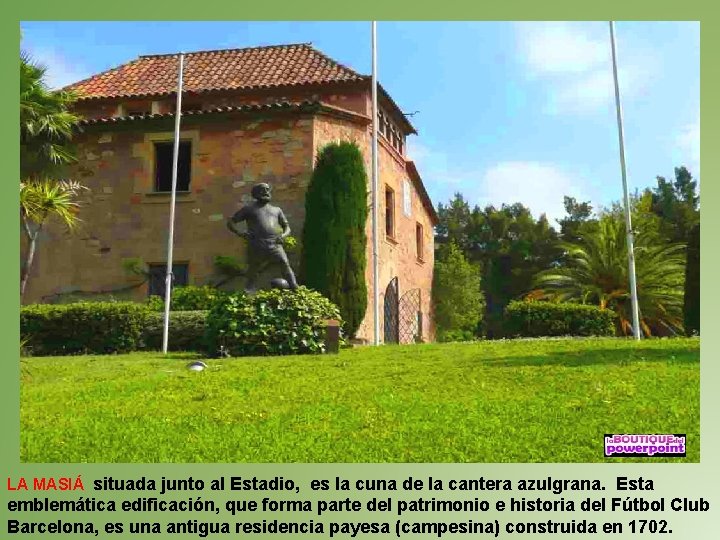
[20,302,150,355]
[504,300,616,338]
[301,141,368,338]
[205,286,342,357]
[142,310,208,351]
[147,285,228,312]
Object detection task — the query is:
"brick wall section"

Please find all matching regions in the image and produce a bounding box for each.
[23,115,314,303]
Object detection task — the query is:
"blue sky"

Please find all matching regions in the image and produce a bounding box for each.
[21,21,699,226]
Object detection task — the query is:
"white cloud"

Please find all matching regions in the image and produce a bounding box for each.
[516,22,654,115]
[674,119,700,177]
[25,46,91,89]
[518,22,607,76]
[477,161,591,225]
[545,65,645,115]
[408,140,596,226]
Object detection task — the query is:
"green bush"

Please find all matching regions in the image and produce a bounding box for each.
[205,286,342,356]
[142,311,208,351]
[433,242,484,340]
[147,285,228,312]
[504,301,615,338]
[21,302,150,355]
[437,329,476,343]
[301,141,368,338]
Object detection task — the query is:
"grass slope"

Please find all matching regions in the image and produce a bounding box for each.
[20,338,699,463]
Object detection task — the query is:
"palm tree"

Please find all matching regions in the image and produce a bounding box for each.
[532,215,686,336]
[21,53,80,179]
[20,52,84,299]
[21,180,87,298]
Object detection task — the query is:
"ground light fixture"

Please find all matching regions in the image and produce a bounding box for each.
[187,361,208,372]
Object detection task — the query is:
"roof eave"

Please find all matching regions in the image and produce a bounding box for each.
[77,100,371,128]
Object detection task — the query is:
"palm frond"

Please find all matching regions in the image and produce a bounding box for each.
[533,215,686,335]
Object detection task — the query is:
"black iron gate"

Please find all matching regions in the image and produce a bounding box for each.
[383,277,399,343]
[399,288,422,344]
[384,278,423,344]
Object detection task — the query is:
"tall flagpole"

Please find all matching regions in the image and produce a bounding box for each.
[162,52,185,354]
[609,22,641,340]
[371,22,380,345]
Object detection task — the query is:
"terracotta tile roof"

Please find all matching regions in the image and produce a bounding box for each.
[67,43,366,100]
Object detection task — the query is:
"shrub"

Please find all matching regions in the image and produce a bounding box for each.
[205,286,342,356]
[437,329,476,343]
[21,302,150,355]
[433,242,484,340]
[147,285,228,312]
[301,142,368,338]
[504,300,615,338]
[142,311,208,351]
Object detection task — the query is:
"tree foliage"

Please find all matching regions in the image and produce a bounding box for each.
[557,196,596,244]
[532,214,686,336]
[21,180,87,298]
[432,242,484,341]
[20,52,84,299]
[301,142,368,337]
[20,53,80,180]
[650,166,699,245]
[436,193,560,337]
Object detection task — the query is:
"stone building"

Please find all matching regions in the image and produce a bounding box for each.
[24,43,438,343]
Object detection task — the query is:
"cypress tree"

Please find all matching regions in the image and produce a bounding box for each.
[684,223,700,335]
[301,142,368,337]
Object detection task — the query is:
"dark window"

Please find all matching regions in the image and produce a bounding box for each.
[148,263,189,298]
[154,141,191,192]
[416,223,424,260]
[385,186,395,238]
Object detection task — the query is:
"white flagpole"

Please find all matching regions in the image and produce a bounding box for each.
[162,52,185,354]
[371,22,380,345]
[609,22,641,340]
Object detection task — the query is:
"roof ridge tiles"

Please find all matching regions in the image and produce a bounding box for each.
[66,42,366,98]
[137,42,314,59]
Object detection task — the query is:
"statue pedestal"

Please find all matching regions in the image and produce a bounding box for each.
[323,319,341,354]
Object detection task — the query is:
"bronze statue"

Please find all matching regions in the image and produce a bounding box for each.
[227,183,298,292]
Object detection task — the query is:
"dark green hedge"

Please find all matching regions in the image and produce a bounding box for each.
[504,301,616,337]
[147,285,227,312]
[21,302,150,356]
[301,141,368,338]
[23,287,342,356]
[205,286,342,356]
[142,311,208,351]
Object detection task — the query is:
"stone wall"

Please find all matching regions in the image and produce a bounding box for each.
[23,113,315,303]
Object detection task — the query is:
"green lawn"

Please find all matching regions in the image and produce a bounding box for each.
[20,338,699,463]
